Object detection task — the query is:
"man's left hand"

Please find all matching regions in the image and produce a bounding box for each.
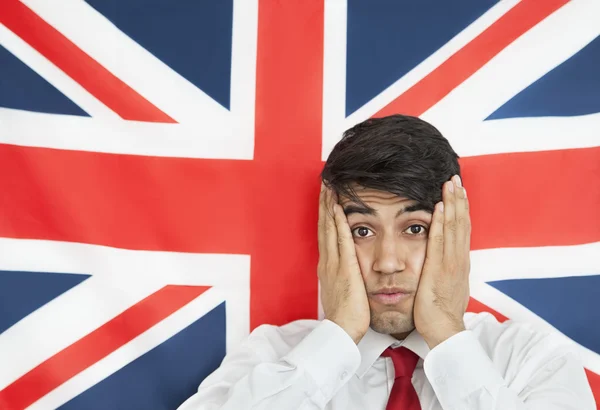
[413,174,471,349]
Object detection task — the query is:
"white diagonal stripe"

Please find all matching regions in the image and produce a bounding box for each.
[423,0,600,126]
[0,275,161,390]
[0,23,117,119]
[26,287,232,410]
[21,0,229,124]
[321,0,520,160]
[0,237,250,390]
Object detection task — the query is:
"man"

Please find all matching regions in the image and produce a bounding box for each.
[178,115,595,409]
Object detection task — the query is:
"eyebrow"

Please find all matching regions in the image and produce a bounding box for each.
[343,202,431,218]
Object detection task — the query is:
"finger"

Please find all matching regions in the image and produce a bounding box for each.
[443,178,457,264]
[318,183,327,259]
[425,201,445,268]
[333,203,358,268]
[324,187,339,266]
[453,176,471,272]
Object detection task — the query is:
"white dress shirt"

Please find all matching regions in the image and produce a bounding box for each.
[178,312,596,409]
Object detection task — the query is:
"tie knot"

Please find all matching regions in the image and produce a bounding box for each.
[381,346,419,378]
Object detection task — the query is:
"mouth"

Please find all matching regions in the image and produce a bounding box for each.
[370,288,413,305]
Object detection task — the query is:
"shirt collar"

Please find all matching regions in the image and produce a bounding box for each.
[355,327,431,378]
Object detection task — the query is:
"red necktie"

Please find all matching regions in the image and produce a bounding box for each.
[381,347,421,410]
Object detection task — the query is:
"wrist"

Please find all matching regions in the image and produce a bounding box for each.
[349,330,366,345]
[326,317,366,345]
[423,321,466,349]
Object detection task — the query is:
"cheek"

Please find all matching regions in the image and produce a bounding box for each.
[354,243,373,280]
[406,240,427,275]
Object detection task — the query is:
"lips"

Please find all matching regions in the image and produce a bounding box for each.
[371,288,413,305]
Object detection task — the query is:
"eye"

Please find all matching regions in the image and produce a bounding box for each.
[403,224,428,236]
[351,226,374,238]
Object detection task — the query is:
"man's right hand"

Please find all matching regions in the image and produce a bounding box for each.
[318,183,370,344]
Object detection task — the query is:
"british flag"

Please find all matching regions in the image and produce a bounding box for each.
[0,0,598,409]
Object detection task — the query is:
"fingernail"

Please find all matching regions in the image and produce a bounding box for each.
[454,175,462,188]
[448,181,454,193]
[438,202,444,213]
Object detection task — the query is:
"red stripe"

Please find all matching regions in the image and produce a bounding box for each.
[465,146,600,250]
[375,0,569,118]
[584,370,600,408]
[467,297,509,323]
[0,285,208,410]
[0,0,175,123]
[1,144,597,253]
[254,0,324,164]
[249,0,325,328]
[0,144,254,254]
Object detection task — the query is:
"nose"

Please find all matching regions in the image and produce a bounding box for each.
[372,232,406,275]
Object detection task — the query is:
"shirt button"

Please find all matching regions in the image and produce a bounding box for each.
[341,371,348,380]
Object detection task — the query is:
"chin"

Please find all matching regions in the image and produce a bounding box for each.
[370,310,415,336]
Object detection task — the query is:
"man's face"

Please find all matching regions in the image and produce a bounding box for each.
[339,187,432,338]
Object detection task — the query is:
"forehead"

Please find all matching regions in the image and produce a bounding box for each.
[338,187,413,206]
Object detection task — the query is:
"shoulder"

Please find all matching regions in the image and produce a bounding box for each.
[235,319,322,359]
[464,311,565,350]
[464,312,558,345]
[463,312,576,374]
[250,319,322,343]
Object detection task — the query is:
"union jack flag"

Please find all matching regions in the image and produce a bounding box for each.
[0,0,598,409]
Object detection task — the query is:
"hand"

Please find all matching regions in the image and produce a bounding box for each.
[414,175,471,349]
[318,183,370,344]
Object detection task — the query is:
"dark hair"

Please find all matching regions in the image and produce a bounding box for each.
[321,114,460,212]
